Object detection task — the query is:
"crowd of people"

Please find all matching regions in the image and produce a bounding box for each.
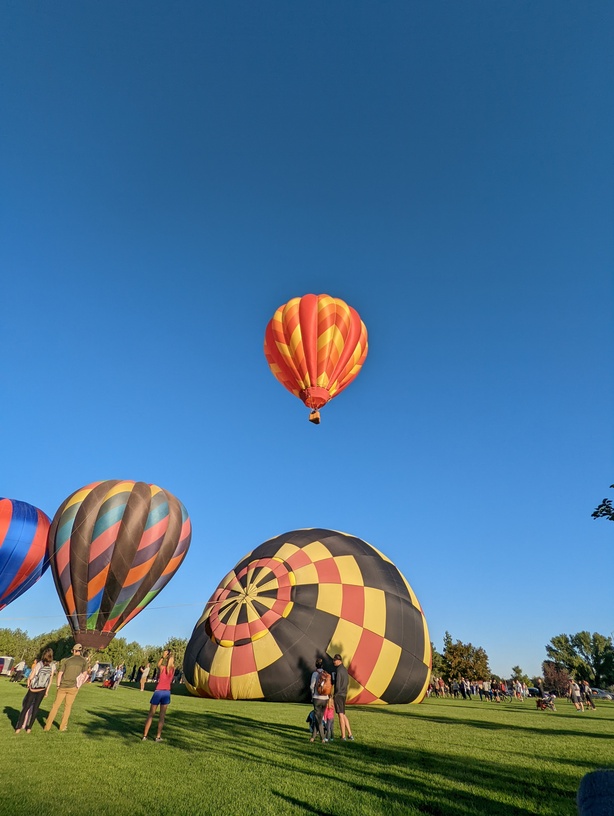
[428,676,530,700]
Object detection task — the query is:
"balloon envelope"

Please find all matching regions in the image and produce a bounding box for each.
[0,498,50,611]
[48,480,191,649]
[184,528,431,703]
[264,294,368,413]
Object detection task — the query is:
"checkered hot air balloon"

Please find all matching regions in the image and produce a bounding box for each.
[0,498,50,611]
[47,480,191,650]
[184,529,431,704]
[264,294,368,423]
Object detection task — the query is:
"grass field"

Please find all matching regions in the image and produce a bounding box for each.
[1,678,612,816]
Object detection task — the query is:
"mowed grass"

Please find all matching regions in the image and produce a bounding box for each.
[1,679,612,816]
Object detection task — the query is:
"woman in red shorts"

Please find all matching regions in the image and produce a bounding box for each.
[142,650,174,742]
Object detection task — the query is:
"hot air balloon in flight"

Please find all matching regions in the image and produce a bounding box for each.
[184,528,431,704]
[0,498,50,611]
[264,294,368,423]
[47,480,191,650]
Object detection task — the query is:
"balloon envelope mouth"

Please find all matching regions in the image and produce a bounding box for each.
[299,387,330,409]
[73,630,116,650]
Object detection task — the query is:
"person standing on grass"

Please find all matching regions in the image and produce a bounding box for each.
[142,650,174,742]
[581,680,595,711]
[569,679,584,711]
[332,654,354,741]
[309,658,329,743]
[15,648,55,733]
[43,643,88,732]
[140,660,150,691]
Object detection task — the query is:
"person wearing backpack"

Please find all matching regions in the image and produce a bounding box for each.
[309,657,330,743]
[43,643,88,732]
[15,648,55,733]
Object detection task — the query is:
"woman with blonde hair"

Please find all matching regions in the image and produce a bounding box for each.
[142,650,175,742]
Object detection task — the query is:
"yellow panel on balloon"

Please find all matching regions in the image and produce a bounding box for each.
[302,540,334,562]
[293,563,319,586]
[363,639,402,699]
[275,542,300,562]
[252,631,284,671]
[316,583,343,617]
[335,555,364,586]
[231,671,263,700]
[362,586,387,637]
[327,618,363,658]
[209,643,233,678]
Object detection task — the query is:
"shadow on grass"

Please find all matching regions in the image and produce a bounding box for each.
[80,705,576,815]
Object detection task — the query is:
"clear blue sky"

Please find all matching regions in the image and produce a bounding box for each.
[1,1,612,679]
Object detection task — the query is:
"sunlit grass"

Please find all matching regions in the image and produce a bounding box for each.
[1,679,611,815]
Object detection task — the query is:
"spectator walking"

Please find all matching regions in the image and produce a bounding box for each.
[15,649,55,733]
[43,643,88,732]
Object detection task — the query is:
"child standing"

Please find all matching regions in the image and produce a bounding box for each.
[323,696,335,742]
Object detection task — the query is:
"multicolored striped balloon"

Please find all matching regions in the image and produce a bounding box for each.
[264,294,368,418]
[0,498,50,610]
[184,529,431,704]
[48,480,191,650]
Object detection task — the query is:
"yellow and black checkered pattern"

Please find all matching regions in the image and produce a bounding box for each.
[184,529,431,704]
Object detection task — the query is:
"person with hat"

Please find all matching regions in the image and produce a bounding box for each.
[332,654,354,741]
[43,643,88,732]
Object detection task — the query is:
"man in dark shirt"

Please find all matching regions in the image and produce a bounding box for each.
[43,643,88,732]
[332,654,354,741]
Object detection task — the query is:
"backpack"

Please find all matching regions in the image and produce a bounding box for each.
[316,670,332,696]
[30,663,52,690]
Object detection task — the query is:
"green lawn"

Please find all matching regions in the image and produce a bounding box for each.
[1,679,611,815]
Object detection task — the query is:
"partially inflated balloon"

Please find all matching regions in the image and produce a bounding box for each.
[264,294,368,420]
[0,498,50,610]
[184,529,430,704]
[48,481,191,650]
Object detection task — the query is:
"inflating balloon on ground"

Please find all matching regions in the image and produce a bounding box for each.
[184,528,431,703]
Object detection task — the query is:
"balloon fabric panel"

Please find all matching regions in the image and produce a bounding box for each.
[185,529,430,704]
[0,499,50,610]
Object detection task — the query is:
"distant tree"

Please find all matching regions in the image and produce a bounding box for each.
[441,631,490,681]
[0,628,31,662]
[510,665,529,685]
[546,632,614,687]
[592,485,614,521]
[163,637,188,670]
[29,626,74,663]
[542,660,570,696]
[530,676,542,688]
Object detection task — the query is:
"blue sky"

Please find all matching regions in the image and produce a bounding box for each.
[1,1,612,679]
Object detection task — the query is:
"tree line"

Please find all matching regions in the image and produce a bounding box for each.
[0,625,188,672]
[431,629,614,694]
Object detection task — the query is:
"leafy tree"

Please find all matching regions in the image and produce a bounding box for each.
[542,660,570,696]
[0,628,31,662]
[510,665,529,685]
[441,631,490,682]
[546,632,614,687]
[430,642,445,677]
[592,485,614,521]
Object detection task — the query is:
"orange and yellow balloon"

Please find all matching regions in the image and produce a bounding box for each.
[264,294,368,421]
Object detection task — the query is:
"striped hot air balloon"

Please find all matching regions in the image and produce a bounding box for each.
[184,529,431,704]
[0,498,50,610]
[48,480,191,650]
[264,294,368,423]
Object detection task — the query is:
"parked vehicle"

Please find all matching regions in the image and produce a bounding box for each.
[527,687,540,697]
[0,656,14,675]
[591,688,613,700]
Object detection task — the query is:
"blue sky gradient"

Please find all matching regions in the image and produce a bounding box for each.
[1,1,612,678]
